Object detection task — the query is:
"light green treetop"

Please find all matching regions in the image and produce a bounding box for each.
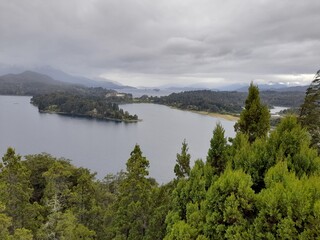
[235,82,270,143]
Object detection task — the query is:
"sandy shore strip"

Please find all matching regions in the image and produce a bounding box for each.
[191,110,239,121]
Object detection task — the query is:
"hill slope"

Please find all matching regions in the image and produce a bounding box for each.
[36,66,135,90]
[0,71,81,95]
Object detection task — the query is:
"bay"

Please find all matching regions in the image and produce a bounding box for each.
[0,95,236,183]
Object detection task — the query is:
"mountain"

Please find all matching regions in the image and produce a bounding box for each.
[0,64,25,76]
[272,85,308,92]
[213,83,247,91]
[236,83,308,92]
[0,71,80,95]
[35,66,135,90]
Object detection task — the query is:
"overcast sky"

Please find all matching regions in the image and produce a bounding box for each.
[0,0,319,87]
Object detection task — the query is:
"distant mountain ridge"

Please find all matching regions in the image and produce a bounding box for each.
[0,71,62,84]
[0,71,80,95]
[0,65,135,90]
[35,66,135,90]
[236,84,308,92]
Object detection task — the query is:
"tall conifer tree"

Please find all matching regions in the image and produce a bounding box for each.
[207,123,227,175]
[174,139,191,179]
[234,82,270,143]
[113,144,152,239]
[299,70,320,153]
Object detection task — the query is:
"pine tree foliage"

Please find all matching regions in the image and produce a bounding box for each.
[112,144,152,240]
[174,139,191,179]
[207,123,227,175]
[235,82,270,143]
[299,70,320,153]
[0,148,33,230]
[204,169,256,239]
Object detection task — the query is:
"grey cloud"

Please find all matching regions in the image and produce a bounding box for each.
[0,0,319,86]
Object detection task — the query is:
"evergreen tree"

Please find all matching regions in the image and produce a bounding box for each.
[10,228,33,240]
[268,115,320,177]
[0,148,33,231]
[255,162,320,239]
[207,123,227,175]
[165,160,210,240]
[299,70,320,153]
[112,144,152,239]
[204,169,256,239]
[234,82,270,143]
[0,203,11,239]
[70,168,97,228]
[39,210,95,239]
[174,139,191,179]
[146,183,173,240]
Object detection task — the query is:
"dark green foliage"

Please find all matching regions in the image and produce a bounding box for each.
[232,134,271,192]
[232,116,320,192]
[207,123,227,175]
[268,115,320,177]
[146,183,174,240]
[24,153,57,203]
[31,91,138,122]
[254,162,320,239]
[174,139,191,179]
[152,90,244,113]
[0,148,33,231]
[204,169,256,239]
[235,82,270,143]
[299,70,320,153]
[112,145,152,239]
[164,88,319,239]
[165,160,213,240]
[142,89,305,115]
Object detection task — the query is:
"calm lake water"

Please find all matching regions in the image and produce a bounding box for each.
[0,95,236,183]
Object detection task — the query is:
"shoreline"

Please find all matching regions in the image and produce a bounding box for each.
[190,110,239,121]
[39,110,141,123]
[130,102,240,121]
[166,105,239,121]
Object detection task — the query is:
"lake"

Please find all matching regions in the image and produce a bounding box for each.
[0,95,236,183]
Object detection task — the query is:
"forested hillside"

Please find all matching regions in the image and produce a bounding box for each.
[0,82,319,239]
[0,71,82,96]
[146,89,305,114]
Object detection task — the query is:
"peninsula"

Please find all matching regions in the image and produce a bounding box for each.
[31,91,138,122]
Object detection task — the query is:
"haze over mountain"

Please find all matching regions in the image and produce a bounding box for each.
[0,71,78,95]
[35,66,135,90]
[0,65,135,90]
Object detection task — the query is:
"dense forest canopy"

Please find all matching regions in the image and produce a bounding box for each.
[31,91,138,122]
[0,80,319,239]
[143,89,305,114]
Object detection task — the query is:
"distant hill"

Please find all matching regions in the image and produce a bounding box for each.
[236,84,308,92]
[35,66,135,90]
[0,71,82,95]
[272,85,308,92]
[148,89,305,114]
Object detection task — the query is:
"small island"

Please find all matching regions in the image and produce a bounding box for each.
[31,91,138,122]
